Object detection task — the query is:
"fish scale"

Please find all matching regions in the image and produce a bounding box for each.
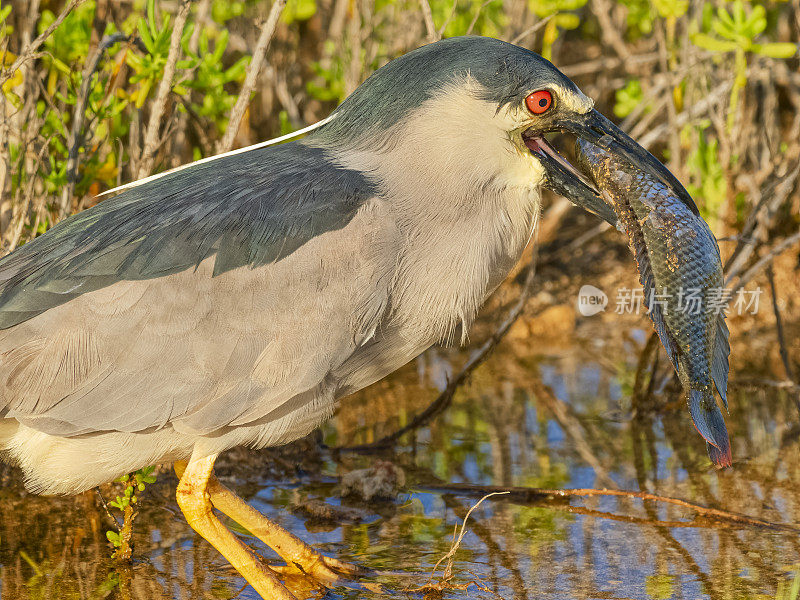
[577,139,732,467]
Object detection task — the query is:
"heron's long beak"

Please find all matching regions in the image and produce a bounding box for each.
[525,109,698,225]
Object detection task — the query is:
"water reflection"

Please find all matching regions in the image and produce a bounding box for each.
[1,315,799,600]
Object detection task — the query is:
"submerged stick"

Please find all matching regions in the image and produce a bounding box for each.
[416,482,799,532]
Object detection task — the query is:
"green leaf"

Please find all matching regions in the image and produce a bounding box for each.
[652,0,687,19]
[753,42,798,59]
[138,18,155,53]
[282,0,317,23]
[555,13,580,29]
[691,33,739,53]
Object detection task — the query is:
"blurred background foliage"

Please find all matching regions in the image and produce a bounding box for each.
[0,3,799,599]
[0,0,797,255]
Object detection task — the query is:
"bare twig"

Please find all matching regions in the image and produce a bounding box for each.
[725,163,800,282]
[767,265,797,384]
[217,0,286,153]
[95,487,121,532]
[729,229,800,293]
[465,0,497,36]
[58,33,129,221]
[430,492,509,582]
[419,0,437,43]
[436,0,459,39]
[0,0,85,87]
[137,0,191,179]
[766,265,800,416]
[590,0,630,60]
[408,492,510,595]
[510,15,553,46]
[416,482,800,532]
[6,134,53,253]
[636,80,732,150]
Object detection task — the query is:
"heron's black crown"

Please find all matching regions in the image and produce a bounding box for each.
[312,36,583,145]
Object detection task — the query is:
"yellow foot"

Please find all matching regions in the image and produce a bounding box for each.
[270,552,362,585]
[174,456,297,600]
[206,473,365,587]
[175,455,365,598]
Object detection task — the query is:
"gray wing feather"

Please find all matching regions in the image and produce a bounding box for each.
[0,140,377,329]
[0,141,389,437]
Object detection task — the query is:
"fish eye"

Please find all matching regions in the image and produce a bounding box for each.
[526,90,552,115]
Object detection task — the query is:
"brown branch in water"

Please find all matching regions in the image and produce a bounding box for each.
[217,0,286,153]
[415,482,800,533]
[340,244,540,453]
[0,0,85,87]
[557,503,755,530]
[137,0,191,179]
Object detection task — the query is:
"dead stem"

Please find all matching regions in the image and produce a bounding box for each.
[137,0,191,178]
[58,32,129,221]
[0,0,85,87]
[766,264,800,416]
[406,492,510,599]
[415,482,800,533]
[418,0,437,43]
[217,0,286,153]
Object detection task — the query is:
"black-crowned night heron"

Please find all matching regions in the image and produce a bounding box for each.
[0,36,700,598]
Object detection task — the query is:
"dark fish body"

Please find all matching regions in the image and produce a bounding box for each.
[577,139,731,467]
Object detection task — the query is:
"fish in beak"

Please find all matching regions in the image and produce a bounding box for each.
[523,108,699,226]
[524,105,733,467]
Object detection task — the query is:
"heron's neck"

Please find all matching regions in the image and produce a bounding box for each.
[329,141,541,346]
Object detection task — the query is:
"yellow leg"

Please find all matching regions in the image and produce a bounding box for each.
[206,473,363,584]
[174,455,296,600]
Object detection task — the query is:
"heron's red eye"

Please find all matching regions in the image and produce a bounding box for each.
[526,90,552,115]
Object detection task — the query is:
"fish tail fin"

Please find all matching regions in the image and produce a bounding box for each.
[712,314,730,411]
[688,389,732,468]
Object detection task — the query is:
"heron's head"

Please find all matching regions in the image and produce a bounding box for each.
[311,36,696,222]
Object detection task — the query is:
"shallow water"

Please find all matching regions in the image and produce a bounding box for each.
[1,311,799,600]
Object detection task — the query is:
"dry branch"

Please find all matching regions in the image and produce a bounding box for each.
[0,0,85,87]
[6,134,52,253]
[510,16,553,45]
[729,229,800,293]
[590,0,630,60]
[419,0,437,43]
[137,0,191,179]
[217,0,286,153]
[766,265,800,415]
[417,482,800,532]
[58,32,129,221]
